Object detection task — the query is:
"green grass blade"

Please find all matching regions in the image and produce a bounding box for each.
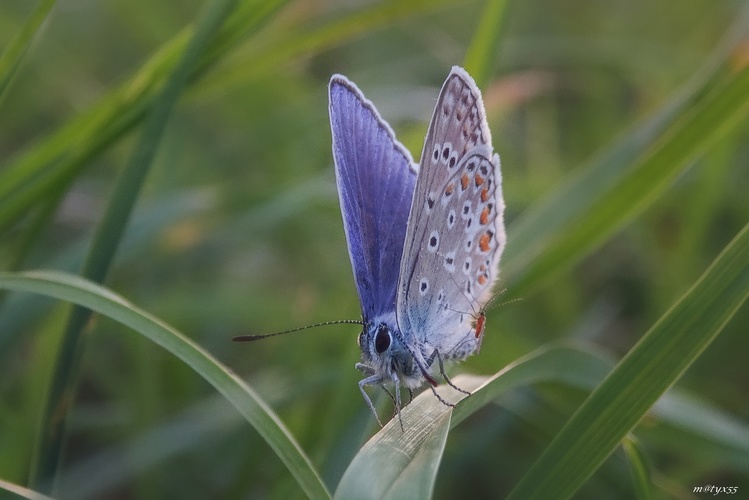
[0,0,56,106]
[334,377,477,500]
[507,222,749,500]
[0,270,330,500]
[335,344,614,498]
[384,413,451,500]
[623,437,651,500]
[503,6,749,296]
[463,0,509,88]
[29,0,240,491]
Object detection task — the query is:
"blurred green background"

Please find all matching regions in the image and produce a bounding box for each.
[1,0,747,498]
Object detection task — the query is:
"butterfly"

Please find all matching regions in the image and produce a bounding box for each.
[329,66,506,425]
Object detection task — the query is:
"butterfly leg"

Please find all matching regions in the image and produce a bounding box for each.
[379,384,404,431]
[393,379,404,431]
[408,349,457,408]
[380,384,396,406]
[427,383,455,408]
[431,348,471,396]
[357,370,384,428]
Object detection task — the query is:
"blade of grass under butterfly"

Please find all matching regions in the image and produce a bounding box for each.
[338,330,749,499]
[0,0,56,106]
[334,378,475,500]
[502,5,749,296]
[335,343,614,499]
[0,270,331,500]
[28,0,240,491]
[507,222,749,500]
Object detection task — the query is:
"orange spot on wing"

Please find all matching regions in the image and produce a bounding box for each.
[474,174,485,187]
[461,173,469,190]
[479,233,491,252]
[445,183,454,196]
[477,274,487,285]
[480,188,489,202]
[480,206,490,225]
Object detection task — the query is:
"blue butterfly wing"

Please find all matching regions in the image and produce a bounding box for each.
[329,75,417,321]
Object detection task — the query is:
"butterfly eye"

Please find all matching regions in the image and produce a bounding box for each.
[374,325,391,353]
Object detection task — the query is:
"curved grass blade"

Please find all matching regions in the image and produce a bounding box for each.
[0,270,330,500]
[0,0,56,106]
[335,343,614,499]
[334,377,478,500]
[507,222,749,500]
[29,0,241,490]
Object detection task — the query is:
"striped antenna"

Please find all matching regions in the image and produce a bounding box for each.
[486,290,523,311]
[232,319,364,342]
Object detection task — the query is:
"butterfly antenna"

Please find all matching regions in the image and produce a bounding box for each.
[442,279,519,316]
[232,319,364,342]
[489,296,524,310]
[471,287,519,313]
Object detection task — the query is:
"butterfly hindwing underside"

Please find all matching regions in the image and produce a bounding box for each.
[398,70,506,364]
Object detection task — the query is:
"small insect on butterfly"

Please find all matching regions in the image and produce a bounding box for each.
[235,67,506,427]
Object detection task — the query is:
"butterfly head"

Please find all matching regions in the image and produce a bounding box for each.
[357,316,425,389]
